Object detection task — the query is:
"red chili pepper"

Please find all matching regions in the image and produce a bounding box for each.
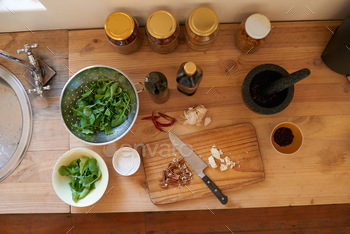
[142,116,160,120]
[152,111,163,132]
[155,118,176,127]
[158,112,175,122]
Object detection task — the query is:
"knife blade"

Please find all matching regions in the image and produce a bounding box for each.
[168,132,228,205]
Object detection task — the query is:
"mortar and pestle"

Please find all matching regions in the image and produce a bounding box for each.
[242,64,310,115]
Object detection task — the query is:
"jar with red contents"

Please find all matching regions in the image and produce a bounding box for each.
[145,10,180,54]
[104,11,142,55]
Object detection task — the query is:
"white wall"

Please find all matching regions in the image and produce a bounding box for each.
[0,0,349,32]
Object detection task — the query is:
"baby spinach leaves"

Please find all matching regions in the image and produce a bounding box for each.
[72,78,131,135]
[58,156,102,202]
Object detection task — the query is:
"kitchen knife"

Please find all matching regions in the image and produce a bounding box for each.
[168,132,228,205]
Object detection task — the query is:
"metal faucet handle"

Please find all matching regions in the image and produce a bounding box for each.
[28,85,50,97]
[28,87,41,95]
[43,85,50,91]
[17,43,38,54]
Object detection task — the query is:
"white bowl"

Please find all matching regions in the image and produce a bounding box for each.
[52,148,109,207]
[112,147,141,176]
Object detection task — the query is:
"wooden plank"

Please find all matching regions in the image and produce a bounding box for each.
[68,21,350,213]
[0,150,70,213]
[70,114,350,213]
[143,123,264,204]
[71,213,146,234]
[1,204,349,233]
[0,30,70,213]
[145,205,350,233]
[0,214,73,234]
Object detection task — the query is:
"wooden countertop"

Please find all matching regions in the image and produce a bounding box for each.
[0,30,70,213]
[1,21,350,214]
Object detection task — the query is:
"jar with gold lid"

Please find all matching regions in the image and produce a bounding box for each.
[185,7,219,51]
[235,13,271,54]
[146,10,180,54]
[105,11,142,55]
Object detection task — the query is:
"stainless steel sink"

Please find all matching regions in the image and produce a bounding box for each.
[0,64,32,182]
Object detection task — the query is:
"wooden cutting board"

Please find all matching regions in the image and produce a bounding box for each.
[143,123,265,205]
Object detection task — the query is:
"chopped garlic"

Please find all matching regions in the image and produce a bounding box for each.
[220,164,228,171]
[182,108,197,125]
[209,145,236,172]
[224,156,230,165]
[208,156,217,168]
[224,156,232,165]
[204,117,211,127]
[224,156,236,168]
[182,105,209,126]
[210,147,221,160]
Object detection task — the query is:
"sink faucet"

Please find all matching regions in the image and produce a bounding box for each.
[0,43,51,96]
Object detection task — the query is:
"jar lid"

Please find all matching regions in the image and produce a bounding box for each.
[105,11,135,40]
[146,10,177,39]
[188,7,218,36]
[245,13,271,39]
[184,62,197,76]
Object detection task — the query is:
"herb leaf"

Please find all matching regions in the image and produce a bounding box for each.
[58,156,102,203]
[73,78,131,135]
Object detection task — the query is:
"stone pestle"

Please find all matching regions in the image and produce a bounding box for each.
[261,68,311,97]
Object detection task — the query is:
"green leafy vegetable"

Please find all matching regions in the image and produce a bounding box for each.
[72,78,131,135]
[58,156,102,202]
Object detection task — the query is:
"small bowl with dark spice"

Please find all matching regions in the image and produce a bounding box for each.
[271,122,303,154]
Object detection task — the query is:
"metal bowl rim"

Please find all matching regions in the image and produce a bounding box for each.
[59,65,139,145]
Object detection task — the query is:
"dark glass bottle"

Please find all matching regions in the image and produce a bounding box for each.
[176,62,203,96]
[144,72,169,104]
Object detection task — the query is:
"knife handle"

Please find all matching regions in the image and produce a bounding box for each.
[201,175,228,205]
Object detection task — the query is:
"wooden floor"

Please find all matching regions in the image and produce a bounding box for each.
[1,204,349,233]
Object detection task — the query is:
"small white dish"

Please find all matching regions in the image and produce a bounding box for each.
[113,147,141,176]
[52,148,109,207]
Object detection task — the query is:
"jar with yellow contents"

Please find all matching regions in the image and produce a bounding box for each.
[185,7,219,51]
[104,11,142,55]
[146,10,180,54]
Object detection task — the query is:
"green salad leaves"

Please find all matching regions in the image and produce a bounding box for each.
[58,156,102,202]
[72,78,131,135]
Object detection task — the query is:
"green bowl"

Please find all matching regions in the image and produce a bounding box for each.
[60,65,141,145]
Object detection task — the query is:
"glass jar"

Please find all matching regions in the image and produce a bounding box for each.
[185,7,219,51]
[146,10,180,54]
[235,13,271,54]
[144,72,169,104]
[176,62,203,96]
[104,11,142,55]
